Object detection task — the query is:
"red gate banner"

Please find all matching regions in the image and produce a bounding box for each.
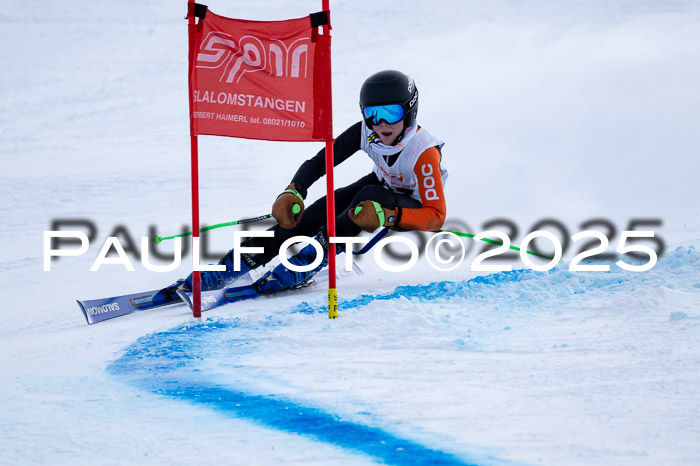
[190,9,332,142]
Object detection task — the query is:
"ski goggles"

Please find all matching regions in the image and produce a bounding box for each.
[362,104,405,126]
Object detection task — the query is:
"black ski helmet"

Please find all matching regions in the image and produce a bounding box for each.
[359,70,419,129]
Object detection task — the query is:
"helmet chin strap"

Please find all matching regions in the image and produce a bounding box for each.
[392,122,412,146]
[390,128,405,146]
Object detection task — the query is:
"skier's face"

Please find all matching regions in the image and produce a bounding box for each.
[372,119,404,145]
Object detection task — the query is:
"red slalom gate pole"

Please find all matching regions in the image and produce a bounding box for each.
[187,0,201,319]
[190,140,201,319]
[322,0,337,319]
[326,137,336,319]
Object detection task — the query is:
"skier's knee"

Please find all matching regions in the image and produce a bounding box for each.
[351,185,386,205]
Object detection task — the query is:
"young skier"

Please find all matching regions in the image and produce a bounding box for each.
[181,69,448,294]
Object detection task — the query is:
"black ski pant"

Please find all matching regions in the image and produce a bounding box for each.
[242,172,422,266]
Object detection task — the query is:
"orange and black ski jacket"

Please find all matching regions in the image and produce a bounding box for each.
[291,122,447,232]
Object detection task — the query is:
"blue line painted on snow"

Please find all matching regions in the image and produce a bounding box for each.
[291,246,700,315]
[109,319,477,465]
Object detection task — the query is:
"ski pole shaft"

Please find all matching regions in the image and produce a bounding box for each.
[440,229,559,261]
[152,202,301,244]
[153,214,273,244]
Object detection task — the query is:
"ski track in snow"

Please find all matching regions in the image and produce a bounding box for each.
[108,246,700,466]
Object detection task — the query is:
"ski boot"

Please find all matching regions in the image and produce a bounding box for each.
[181,250,258,292]
[164,278,187,299]
[254,235,343,295]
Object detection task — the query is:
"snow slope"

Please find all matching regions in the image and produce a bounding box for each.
[107,247,700,465]
[2,0,700,465]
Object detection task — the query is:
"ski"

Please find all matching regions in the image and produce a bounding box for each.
[78,254,365,323]
[77,285,183,325]
[176,271,328,313]
[176,283,261,312]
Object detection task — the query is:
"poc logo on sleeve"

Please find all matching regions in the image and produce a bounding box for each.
[421,164,439,200]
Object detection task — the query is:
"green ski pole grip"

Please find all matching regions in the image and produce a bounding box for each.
[292,203,301,215]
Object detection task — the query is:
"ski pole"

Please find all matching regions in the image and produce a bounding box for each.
[355,227,559,261]
[153,213,271,244]
[441,229,561,262]
[156,222,558,261]
[153,205,302,244]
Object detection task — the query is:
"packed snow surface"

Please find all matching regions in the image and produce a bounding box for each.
[1,0,700,465]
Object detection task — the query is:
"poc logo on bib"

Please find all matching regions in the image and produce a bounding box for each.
[421,164,439,200]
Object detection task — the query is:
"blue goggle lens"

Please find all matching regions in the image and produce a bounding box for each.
[362,104,405,125]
